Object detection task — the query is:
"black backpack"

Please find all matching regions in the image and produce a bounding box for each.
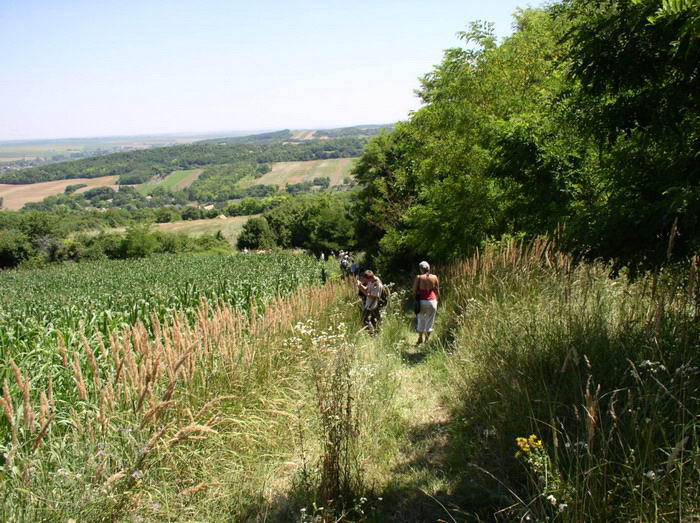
[378,284,390,308]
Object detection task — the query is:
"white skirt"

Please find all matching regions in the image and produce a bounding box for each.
[417,299,438,332]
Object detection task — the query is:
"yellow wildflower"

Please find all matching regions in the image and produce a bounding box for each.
[516,437,531,453]
[528,434,543,448]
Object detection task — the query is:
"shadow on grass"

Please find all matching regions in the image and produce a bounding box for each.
[400,349,429,365]
[365,415,510,523]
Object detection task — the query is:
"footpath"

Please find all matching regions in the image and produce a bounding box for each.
[347,307,471,522]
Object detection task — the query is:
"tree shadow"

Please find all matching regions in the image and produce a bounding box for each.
[370,418,512,522]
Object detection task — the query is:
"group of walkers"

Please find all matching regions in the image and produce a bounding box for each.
[354,259,440,345]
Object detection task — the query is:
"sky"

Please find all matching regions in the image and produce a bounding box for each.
[0,0,535,141]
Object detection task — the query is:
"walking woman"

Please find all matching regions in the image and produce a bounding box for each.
[412,261,440,345]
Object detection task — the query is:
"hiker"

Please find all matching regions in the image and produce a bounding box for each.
[350,259,358,277]
[358,270,383,335]
[412,261,440,345]
[340,253,350,276]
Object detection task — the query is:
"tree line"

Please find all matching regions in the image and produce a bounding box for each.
[350,0,698,275]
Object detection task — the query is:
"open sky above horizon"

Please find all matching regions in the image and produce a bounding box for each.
[1,0,535,141]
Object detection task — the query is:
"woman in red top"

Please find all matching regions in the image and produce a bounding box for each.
[412,261,440,345]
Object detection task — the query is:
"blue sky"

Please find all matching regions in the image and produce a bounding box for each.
[0,0,535,140]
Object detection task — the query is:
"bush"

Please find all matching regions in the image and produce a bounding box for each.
[123,225,159,258]
[0,229,31,268]
[237,217,277,250]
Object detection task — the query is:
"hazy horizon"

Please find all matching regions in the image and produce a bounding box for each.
[0,123,395,145]
[1,0,531,141]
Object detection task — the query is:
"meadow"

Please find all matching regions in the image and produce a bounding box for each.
[153,215,250,242]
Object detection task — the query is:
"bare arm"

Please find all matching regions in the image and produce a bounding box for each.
[358,281,368,296]
[412,276,419,294]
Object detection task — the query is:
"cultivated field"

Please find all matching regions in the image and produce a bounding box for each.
[0,135,207,159]
[253,158,355,188]
[137,168,204,194]
[154,215,250,242]
[0,157,36,163]
[0,251,336,520]
[290,129,316,140]
[0,175,119,209]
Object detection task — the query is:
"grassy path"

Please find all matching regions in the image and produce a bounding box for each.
[348,306,479,522]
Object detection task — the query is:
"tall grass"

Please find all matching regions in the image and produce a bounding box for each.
[0,276,363,521]
[440,240,699,520]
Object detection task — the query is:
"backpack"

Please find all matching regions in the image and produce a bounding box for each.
[378,284,390,308]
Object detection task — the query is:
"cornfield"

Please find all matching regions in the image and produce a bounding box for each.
[0,251,344,520]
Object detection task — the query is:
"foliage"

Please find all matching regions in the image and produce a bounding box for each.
[0,229,31,268]
[352,2,699,274]
[64,183,87,194]
[236,216,277,250]
[254,193,357,255]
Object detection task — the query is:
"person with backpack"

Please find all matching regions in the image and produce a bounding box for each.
[358,269,383,335]
[412,261,439,345]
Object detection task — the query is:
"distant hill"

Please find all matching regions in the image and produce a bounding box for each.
[315,124,394,138]
[198,125,393,145]
[199,130,293,145]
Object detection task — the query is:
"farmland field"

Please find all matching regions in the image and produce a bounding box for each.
[0,135,207,159]
[252,158,355,188]
[154,214,250,242]
[0,175,119,209]
[0,250,339,520]
[290,129,316,140]
[136,168,204,194]
[0,251,325,377]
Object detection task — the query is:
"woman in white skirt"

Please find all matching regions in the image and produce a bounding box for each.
[412,261,440,345]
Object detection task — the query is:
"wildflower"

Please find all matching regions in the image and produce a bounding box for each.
[644,470,656,480]
[558,503,568,512]
[131,470,142,480]
[516,437,531,453]
[528,434,543,448]
[546,494,557,506]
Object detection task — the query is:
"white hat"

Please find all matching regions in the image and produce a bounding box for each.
[419,261,430,271]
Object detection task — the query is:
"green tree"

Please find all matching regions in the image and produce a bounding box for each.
[0,229,31,268]
[236,217,277,250]
[123,224,159,258]
[558,0,700,270]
